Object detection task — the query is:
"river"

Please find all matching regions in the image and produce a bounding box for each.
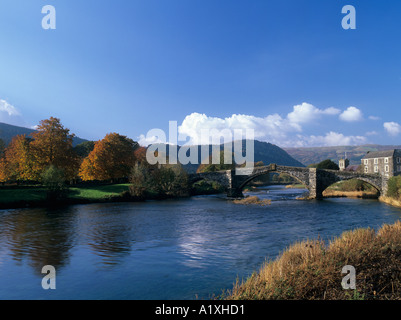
[0,185,400,300]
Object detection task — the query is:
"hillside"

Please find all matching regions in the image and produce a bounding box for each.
[284,145,401,166]
[0,122,87,147]
[154,140,305,173]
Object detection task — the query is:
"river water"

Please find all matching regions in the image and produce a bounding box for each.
[0,185,400,300]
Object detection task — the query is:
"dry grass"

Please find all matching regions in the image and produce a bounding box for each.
[233,196,271,206]
[323,190,379,199]
[225,221,401,300]
[379,196,401,208]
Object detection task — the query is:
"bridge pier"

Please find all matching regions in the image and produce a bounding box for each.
[227,188,244,199]
[308,168,323,199]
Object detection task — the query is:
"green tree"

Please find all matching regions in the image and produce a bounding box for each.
[129,164,153,198]
[387,176,401,199]
[152,164,189,197]
[41,165,68,201]
[73,141,95,158]
[129,163,189,198]
[309,159,340,170]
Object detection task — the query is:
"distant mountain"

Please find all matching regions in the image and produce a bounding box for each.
[151,140,305,173]
[0,122,88,147]
[284,145,401,167]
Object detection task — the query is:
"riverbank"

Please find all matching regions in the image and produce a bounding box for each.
[0,183,220,210]
[226,220,401,300]
[0,184,135,209]
[379,196,401,208]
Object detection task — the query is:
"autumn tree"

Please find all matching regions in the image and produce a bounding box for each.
[1,135,34,182]
[30,117,80,180]
[0,159,7,183]
[133,146,148,166]
[79,133,139,182]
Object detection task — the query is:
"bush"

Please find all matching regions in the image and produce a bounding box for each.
[41,165,68,201]
[129,165,153,198]
[192,180,225,195]
[129,163,190,198]
[387,176,401,199]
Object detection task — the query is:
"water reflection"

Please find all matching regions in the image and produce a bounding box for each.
[0,207,77,274]
[79,204,134,266]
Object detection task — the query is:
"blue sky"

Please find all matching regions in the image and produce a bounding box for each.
[0,0,400,147]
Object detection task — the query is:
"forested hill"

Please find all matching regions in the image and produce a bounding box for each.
[284,145,401,166]
[0,122,87,146]
[155,140,305,173]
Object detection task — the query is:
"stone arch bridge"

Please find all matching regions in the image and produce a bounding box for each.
[189,164,388,199]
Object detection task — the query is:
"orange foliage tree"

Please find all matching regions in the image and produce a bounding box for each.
[79,133,139,182]
[30,117,79,180]
[0,159,7,183]
[1,135,34,182]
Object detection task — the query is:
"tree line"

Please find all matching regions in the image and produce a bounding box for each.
[0,117,143,184]
[0,117,194,200]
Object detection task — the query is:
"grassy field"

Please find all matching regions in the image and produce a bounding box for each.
[0,184,130,204]
[69,184,130,200]
[0,187,47,203]
[226,221,401,300]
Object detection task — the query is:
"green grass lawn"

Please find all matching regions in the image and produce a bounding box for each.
[69,184,130,200]
[0,187,47,203]
[0,184,130,204]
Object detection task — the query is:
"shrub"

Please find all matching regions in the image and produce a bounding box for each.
[129,164,153,198]
[129,163,190,198]
[41,165,68,201]
[387,176,401,199]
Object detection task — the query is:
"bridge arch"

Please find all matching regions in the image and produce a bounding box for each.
[320,175,381,197]
[237,169,310,195]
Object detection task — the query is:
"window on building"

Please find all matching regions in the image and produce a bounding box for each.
[385,165,389,172]
[364,159,368,165]
[398,158,401,164]
[398,165,401,172]
[374,166,379,173]
[385,158,389,163]
[364,166,368,173]
[374,158,378,164]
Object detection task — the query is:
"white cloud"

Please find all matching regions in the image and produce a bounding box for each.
[287,103,340,129]
[384,122,401,137]
[139,102,370,148]
[177,112,298,145]
[369,116,380,121]
[366,131,378,136]
[138,133,166,146]
[339,106,363,122]
[0,99,25,126]
[304,132,367,147]
[0,99,20,116]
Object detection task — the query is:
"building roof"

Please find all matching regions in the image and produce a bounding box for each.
[362,150,396,159]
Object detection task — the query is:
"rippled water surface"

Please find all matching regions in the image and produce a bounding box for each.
[1,186,401,300]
